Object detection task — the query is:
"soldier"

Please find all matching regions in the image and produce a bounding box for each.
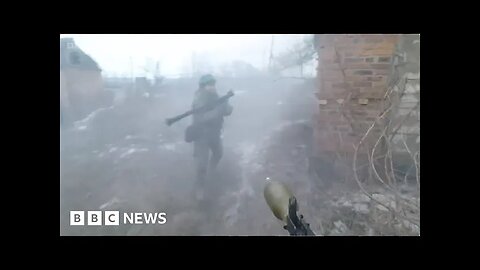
[191,74,233,200]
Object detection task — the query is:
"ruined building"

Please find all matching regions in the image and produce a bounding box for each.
[311,34,420,183]
[60,38,108,125]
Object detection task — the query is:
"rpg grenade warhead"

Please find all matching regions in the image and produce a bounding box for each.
[263,178,294,223]
[264,178,316,236]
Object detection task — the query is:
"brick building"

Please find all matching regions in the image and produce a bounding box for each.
[311,34,420,182]
[60,38,106,125]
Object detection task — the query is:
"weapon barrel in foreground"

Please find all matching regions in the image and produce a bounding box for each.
[264,179,316,236]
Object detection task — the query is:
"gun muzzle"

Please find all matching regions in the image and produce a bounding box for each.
[264,179,294,223]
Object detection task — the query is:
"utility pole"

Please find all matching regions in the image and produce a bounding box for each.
[129,57,135,97]
[268,35,275,72]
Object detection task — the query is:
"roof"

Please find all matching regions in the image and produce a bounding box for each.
[60,38,101,71]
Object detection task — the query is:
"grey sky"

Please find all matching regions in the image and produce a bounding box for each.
[60,34,311,78]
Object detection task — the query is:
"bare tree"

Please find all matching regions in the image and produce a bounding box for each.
[274,35,316,77]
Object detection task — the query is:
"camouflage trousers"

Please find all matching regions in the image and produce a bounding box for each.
[193,134,223,186]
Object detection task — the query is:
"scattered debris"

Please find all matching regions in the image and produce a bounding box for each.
[353,203,369,214]
[119,148,149,159]
[332,220,348,234]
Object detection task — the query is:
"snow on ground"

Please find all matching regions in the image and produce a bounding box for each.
[73,106,114,131]
[159,143,179,152]
[61,78,419,236]
[119,148,149,159]
[99,197,122,210]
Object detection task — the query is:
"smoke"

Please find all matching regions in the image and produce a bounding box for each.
[60,34,318,236]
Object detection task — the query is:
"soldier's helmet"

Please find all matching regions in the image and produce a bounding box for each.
[199,74,216,87]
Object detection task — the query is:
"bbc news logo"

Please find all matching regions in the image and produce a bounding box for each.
[70,211,167,226]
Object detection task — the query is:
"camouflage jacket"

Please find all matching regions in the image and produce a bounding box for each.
[191,89,233,136]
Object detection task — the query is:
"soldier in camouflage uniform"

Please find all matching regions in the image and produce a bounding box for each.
[191,74,233,200]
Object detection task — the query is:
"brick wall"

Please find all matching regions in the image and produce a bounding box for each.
[313,34,400,155]
[389,35,420,165]
[311,34,421,184]
[311,34,401,181]
[60,68,105,123]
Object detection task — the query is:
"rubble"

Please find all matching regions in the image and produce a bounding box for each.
[322,189,419,235]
